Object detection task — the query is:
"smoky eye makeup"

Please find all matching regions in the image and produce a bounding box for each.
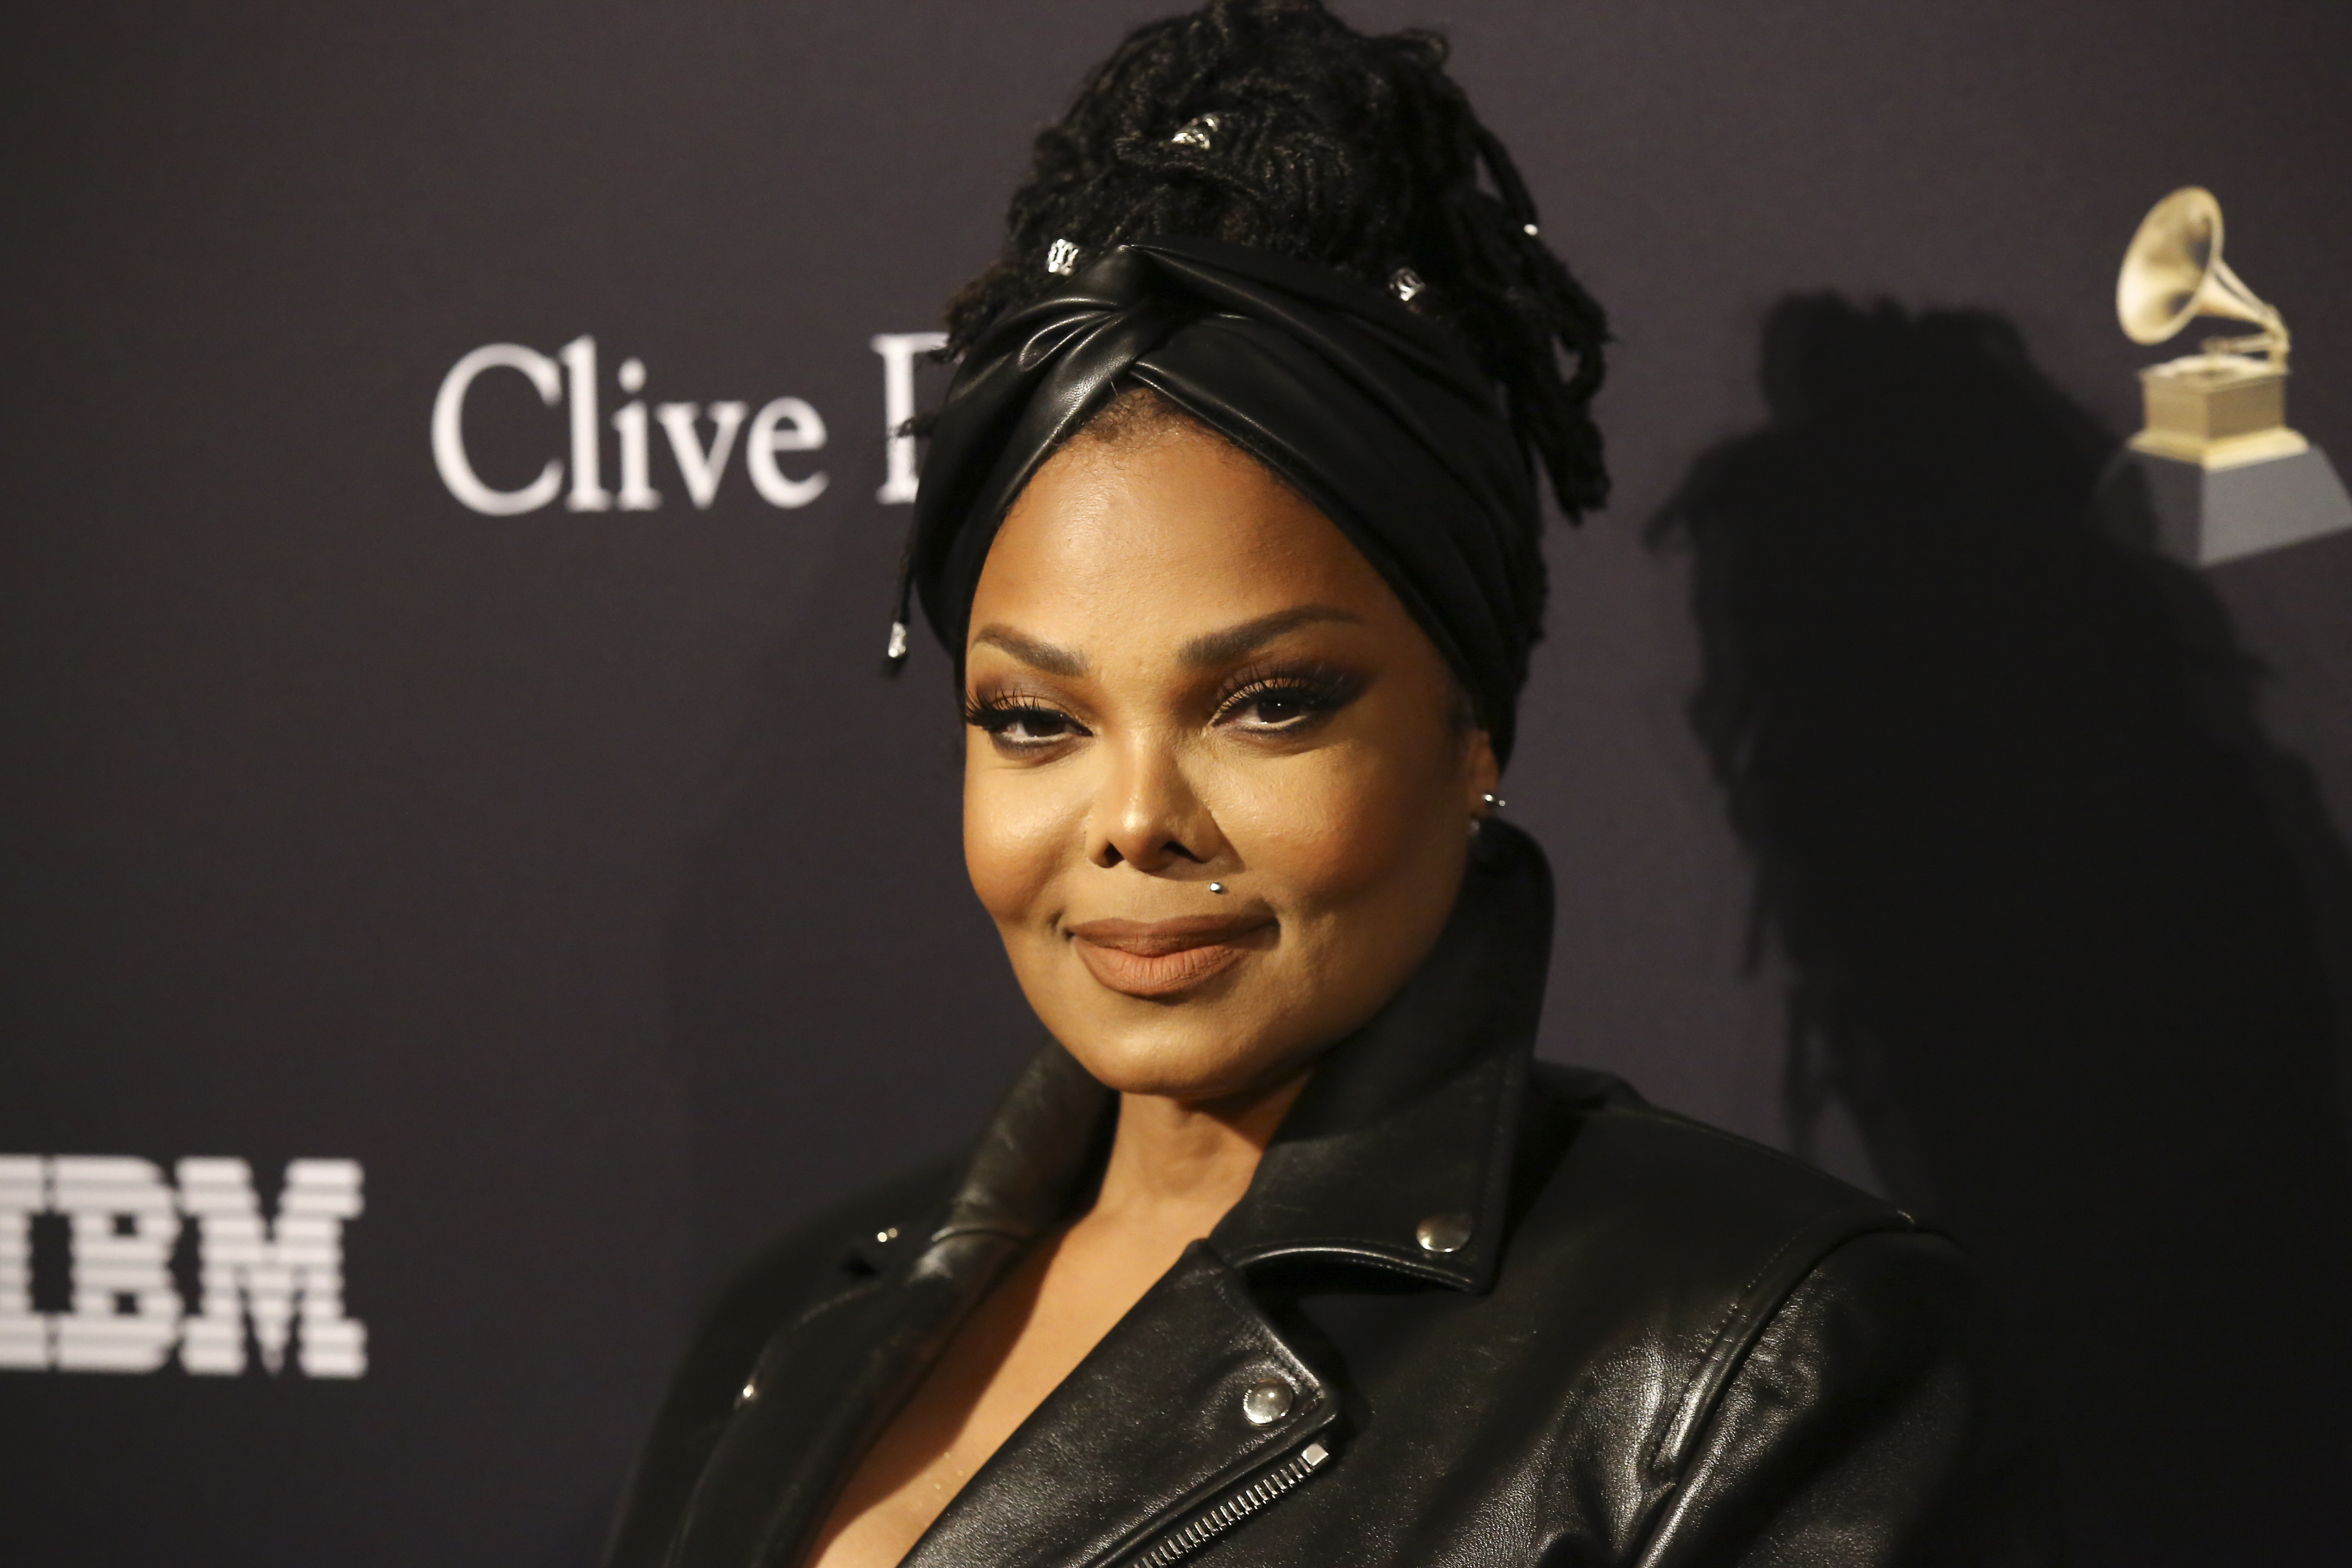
[961,685,1090,750]
[1210,659,1366,733]
[959,653,1366,748]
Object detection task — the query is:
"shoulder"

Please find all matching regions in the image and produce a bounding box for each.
[1520,1058,1906,1259]
[603,1156,962,1568]
[1509,1063,1958,1436]
[1510,1063,2035,1541]
[694,1156,964,1359]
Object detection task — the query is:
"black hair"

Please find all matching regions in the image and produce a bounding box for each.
[941,0,1609,639]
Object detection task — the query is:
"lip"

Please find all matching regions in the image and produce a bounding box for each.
[1065,913,1276,999]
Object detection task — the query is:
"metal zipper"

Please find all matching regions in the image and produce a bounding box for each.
[1121,1440,1336,1568]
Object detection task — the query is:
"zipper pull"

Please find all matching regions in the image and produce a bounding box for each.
[1122,1439,1337,1568]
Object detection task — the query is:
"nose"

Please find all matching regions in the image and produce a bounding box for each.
[1089,728,1225,875]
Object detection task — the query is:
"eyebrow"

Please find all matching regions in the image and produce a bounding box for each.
[1179,605,1361,668]
[968,603,1362,680]
[970,624,1087,677]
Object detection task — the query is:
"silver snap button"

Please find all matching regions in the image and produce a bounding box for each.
[1240,1378,1294,1425]
[1415,1212,1472,1254]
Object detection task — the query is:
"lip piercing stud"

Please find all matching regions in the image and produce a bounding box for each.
[1208,882,1227,895]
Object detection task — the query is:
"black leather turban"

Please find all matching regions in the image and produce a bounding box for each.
[903,235,1542,766]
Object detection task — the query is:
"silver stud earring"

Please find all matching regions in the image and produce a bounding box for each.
[1389,266,1427,304]
[1208,881,1227,895]
[1170,112,1220,149]
[1046,238,1082,276]
[1482,793,1506,811]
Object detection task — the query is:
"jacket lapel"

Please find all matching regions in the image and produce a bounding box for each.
[665,1048,1115,1568]
[899,1243,1338,1568]
[667,1234,1018,1568]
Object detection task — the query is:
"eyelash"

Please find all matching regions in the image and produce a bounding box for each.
[961,663,1360,750]
[961,692,1082,747]
[1213,663,1359,731]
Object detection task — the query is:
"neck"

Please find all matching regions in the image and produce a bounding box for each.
[1087,1072,1310,1240]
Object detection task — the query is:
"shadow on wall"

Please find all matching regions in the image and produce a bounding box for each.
[1654,296,2352,1565]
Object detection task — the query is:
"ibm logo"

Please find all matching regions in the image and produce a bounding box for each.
[0,1156,364,1378]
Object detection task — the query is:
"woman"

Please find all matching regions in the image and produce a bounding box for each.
[609,4,2035,1565]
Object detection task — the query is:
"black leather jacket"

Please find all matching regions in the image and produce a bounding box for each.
[608,823,2039,1567]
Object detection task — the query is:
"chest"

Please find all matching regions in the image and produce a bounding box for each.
[666,1240,1659,1568]
[806,1229,1190,1568]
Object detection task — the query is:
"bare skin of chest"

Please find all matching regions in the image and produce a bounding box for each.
[804,1080,1298,1568]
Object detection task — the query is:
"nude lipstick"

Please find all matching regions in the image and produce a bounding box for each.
[1065,913,1275,999]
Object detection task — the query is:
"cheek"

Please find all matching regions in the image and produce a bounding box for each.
[962,743,1079,925]
[1221,736,1459,905]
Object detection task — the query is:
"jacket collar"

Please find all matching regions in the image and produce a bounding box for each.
[927,820,1555,1292]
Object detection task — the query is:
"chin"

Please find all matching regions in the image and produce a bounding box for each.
[1054,1008,1306,1103]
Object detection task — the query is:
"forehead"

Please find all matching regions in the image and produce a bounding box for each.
[970,422,1401,643]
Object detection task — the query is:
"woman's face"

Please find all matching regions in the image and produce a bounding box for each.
[962,414,1499,1104]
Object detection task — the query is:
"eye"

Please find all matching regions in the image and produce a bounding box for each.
[963,695,1089,753]
[1214,666,1360,735]
[1229,687,1321,729]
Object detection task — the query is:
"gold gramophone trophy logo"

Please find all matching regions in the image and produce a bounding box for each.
[2109,186,2351,565]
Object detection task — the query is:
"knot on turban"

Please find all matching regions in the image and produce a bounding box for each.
[905,236,1542,765]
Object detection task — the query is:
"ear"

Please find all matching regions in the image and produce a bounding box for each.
[1464,728,1501,816]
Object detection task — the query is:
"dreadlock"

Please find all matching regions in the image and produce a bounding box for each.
[941,0,1608,639]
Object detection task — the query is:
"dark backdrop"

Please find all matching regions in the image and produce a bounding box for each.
[4,2,2350,1563]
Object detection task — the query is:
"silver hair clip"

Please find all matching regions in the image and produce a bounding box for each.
[1170,113,1220,149]
[1046,238,1082,276]
[1390,266,1427,304]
